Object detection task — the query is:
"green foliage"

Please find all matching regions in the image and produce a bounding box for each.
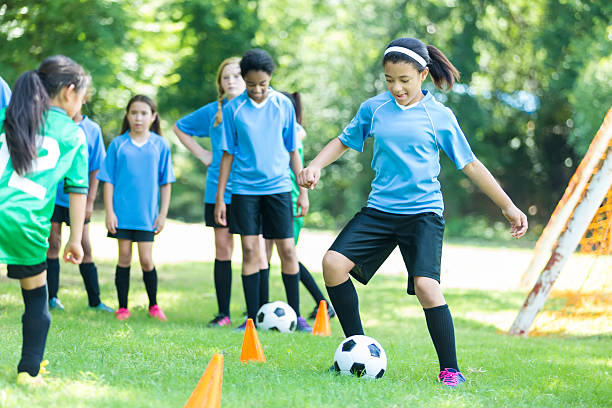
[1,0,610,230]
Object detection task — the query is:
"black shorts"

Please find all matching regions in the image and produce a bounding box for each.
[329,207,444,295]
[204,203,232,229]
[7,261,47,279]
[107,228,155,242]
[50,205,91,226]
[230,192,294,239]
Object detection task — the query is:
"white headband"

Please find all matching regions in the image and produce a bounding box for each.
[384,46,427,68]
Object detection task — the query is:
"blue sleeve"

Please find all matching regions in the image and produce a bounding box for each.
[337,102,373,153]
[436,108,476,170]
[283,101,297,152]
[97,139,116,183]
[176,103,216,138]
[219,104,237,155]
[158,140,176,185]
[0,77,11,110]
[88,124,106,172]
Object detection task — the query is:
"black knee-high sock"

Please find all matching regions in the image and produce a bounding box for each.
[46,258,60,299]
[115,266,130,309]
[424,304,459,371]
[326,279,363,337]
[214,259,232,316]
[259,265,269,307]
[142,268,158,308]
[242,272,260,320]
[18,285,51,376]
[281,272,300,317]
[79,262,101,307]
[298,262,325,304]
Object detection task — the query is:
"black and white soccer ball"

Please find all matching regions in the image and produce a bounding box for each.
[333,335,387,379]
[255,301,297,333]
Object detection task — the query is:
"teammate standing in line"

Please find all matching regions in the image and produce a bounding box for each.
[215,49,311,331]
[299,37,528,386]
[46,106,113,313]
[98,95,175,321]
[0,55,90,385]
[0,75,11,109]
[174,57,257,328]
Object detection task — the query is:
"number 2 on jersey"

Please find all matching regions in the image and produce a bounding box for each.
[0,133,60,199]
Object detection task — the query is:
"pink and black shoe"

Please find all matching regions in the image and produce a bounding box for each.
[207,314,231,328]
[148,305,167,321]
[438,368,466,388]
[115,308,130,321]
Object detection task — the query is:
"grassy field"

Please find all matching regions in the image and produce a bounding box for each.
[0,260,610,407]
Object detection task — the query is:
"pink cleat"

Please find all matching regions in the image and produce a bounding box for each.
[115,308,130,321]
[148,305,167,321]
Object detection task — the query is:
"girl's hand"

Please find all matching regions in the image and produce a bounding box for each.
[153,214,167,234]
[198,150,213,167]
[296,191,309,217]
[502,205,528,239]
[215,202,227,227]
[63,239,84,264]
[106,211,118,234]
[298,166,321,190]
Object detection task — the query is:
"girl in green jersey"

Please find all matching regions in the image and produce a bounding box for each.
[0,55,90,386]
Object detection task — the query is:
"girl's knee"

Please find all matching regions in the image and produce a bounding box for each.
[322,251,350,286]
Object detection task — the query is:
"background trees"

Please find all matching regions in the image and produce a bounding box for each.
[1,0,610,237]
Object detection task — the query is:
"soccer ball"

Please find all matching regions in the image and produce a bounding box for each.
[255,301,297,333]
[333,335,387,379]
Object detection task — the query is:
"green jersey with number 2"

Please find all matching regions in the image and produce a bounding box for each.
[0,107,88,266]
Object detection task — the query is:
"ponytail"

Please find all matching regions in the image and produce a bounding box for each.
[4,71,48,175]
[426,45,460,91]
[281,91,303,125]
[383,38,460,91]
[213,89,224,127]
[4,55,88,175]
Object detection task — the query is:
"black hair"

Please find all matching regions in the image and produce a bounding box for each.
[4,55,89,175]
[239,49,275,77]
[281,91,303,125]
[121,94,162,136]
[382,37,460,91]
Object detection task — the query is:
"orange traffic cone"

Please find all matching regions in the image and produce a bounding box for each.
[312,300,331,336]
[184,353,224,408]
[240,318,266,362]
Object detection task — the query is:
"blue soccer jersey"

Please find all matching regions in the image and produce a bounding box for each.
[0,77,11,110]
[55,116,106,207]
[338,90,476,216]
[219,89,297,195]
[176,99,232,204]
[97,132,176,231]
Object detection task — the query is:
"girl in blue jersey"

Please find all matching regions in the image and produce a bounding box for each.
[0,56,90,385]
[264,91,335,321]
[299,38,528,387]
[215,49,312,331]
[173,57,254,328]
[98,95,176,321]
[0,75,11,109]
[46,107,113,313]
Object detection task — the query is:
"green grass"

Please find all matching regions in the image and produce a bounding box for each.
[0,261,610,407]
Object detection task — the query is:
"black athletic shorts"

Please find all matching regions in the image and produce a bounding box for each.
[230,192,294,239]
[50,204,91,226]
[329,207,444,295]
[107,228,155,242]
[205,203,232,229]
[7,261,47,279]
